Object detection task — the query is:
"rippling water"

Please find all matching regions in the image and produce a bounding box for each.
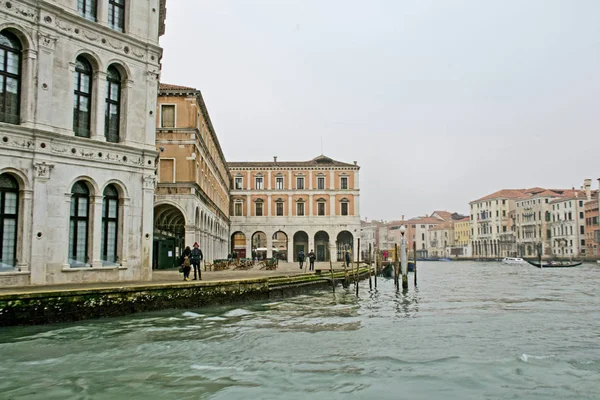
[1,261,600,399]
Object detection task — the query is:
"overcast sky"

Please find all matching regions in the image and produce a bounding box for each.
[160,0,600,221]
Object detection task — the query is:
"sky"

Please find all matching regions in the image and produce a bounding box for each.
[159,0,600,221]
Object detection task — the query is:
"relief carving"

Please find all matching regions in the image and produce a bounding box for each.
[143,175,156,189]
[39,33,57,50]
[33,162,54,181]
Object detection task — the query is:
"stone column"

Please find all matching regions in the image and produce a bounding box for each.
[330,194,336,215]
[329,171,335,189]
[267,194,272,216]
[288,194,293,216]
[91,195,104,268]
[119,198,130,268]
[266,233,273,259]
[91,71,107,142]
[268,170,272,190]
[287,237,294,262]
[246,237,252,260]
[18,189,33,273]
[141,175,156,280]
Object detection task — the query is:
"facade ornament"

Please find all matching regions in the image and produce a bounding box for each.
[33,162,54,181]
[143,175,156,189]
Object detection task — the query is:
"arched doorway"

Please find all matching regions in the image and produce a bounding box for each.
[153,203,186,269]
[272,231,288,261]
[314,231,329,261]
[293,231,308,261]
[231,231,246,258]
[336,230,353,261]
[252,231,267,260]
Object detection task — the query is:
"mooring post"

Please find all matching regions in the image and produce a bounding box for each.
[368,243,373,291]
[374,247,378,289]
[356,238,361,295]
[401,231,408,290]
[413,241,418,286]
[394,243,400,289]
[538,243,542,269]
[328,247,335,294]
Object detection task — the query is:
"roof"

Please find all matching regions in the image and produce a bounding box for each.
[430,222,453,231]
[472,188,586,203]
[431,211,453,220]
[471,189,527,203]
[455,216,470,222]
[407,216,445,225]
[228,155,359,169]
[159,83,197,91]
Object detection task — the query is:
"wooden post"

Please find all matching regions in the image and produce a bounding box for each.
[356,238,361,295]
[401,236,408,290]
[329,247,335,294]
[413,241,418,286]
[538,242,542,268]
[394,243,399,289]
[343,249,349,289]
[368,243,373,291]
[374,247,378,289]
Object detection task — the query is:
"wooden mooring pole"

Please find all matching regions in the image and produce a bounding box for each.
[368,243,373,291]
[413,241,418,286]
[329,247,335,294]
[394,243,400,289]
[374,247,378,289]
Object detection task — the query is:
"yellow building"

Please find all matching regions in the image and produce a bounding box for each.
[453,216,471,257]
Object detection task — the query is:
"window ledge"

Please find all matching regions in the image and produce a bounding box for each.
[0,270,29,276]
[62,266,124,272]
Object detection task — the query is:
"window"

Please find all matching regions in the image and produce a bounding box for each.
[276,176,284,190]
[105,66,121,143]
[580,225,585,235]
[317,202,325,216]
[108,0,125,32]
[101,185,119,264]
[69,182,90,267]
[580,212,584,219]
[341,176,348,189]
[234,202,242,216]
[73,56,93,137]
[78,0,97,21]
[317,176,325,190]
[0,174,18,268]
[255,201,263,216]
[341,202,349,216]
[276,202,284,216]
[159,106,178,132]
[0,31,21,125]
[296,177,304,189]
[297,202,305,216]
[255,177,263,190]
[234,177,243,190]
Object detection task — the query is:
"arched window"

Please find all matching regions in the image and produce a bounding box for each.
[101,185,119,264]
[69,181,90,266]
[0,174,18,269]
[0,31,21,125]
[78,0,98,21]
[73,56,92,138]
[105,66,121,143]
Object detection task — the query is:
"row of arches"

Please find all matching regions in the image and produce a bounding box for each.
[231,230,354,262]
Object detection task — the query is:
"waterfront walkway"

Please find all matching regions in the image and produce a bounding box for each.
[0,261,348,296]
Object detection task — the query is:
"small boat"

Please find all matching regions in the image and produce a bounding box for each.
[502,257,526,265]
[381,262,415,277]
[526,260,583,268]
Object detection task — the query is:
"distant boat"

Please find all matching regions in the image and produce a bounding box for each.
[417,257,451,262]
[527,260,583,268]
[502,257,526,265]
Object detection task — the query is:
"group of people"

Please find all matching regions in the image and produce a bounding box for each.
[179,242,204,281]
[297,250,317,271]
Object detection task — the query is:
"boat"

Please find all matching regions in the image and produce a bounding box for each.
[417,257,451,262]
[381,262,415,277]
[526,260,583,268]
[502,257,526,265]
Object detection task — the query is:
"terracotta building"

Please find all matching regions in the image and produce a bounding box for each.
[154,83,230,268]
[584,197,599,258]
[228,155,360,262]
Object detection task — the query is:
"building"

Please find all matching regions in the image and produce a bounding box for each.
[428,222,454,257]
[584,197,599,258]
[228,155,360,262]
[470,189,525,258]
[549,195,588,257]
[154,83,230,268]
[452,216,471,257]
[0,1,166,286]
[359,219,381,260]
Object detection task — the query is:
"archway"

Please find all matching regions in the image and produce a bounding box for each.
[314,231,330,261]
[293,231,309,261]
[153,203,186,269]
[336,230,353,261]
[272,231,288,261]
[231,231,247,258]
[252,231,267,260]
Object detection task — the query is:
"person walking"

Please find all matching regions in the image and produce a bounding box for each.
[308,249,316,271]
[191,242,203,280]
[345,250,351,269]
[181,246,192,281]
[298,250,305,269]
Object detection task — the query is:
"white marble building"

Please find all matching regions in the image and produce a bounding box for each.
[549,195,588,257]
[0,0,166,286]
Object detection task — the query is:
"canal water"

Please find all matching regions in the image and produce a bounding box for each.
[1,261,600,399]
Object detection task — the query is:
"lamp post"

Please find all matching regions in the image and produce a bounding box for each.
[400,225,408,289]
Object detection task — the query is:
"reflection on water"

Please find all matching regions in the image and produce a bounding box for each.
[1,262,600,399]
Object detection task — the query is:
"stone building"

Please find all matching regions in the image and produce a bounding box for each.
[428,222,453,257]
[451,216,471,257]
[154,83,230,268]
[549,195,587,257]
[584,196,599,258]
[0,0,166,286]
[228,155,360,262]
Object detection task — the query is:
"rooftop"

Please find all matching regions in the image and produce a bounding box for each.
[159,83,197,92]
[228,155,359,169]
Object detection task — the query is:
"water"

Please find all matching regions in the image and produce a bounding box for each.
[1,261,600,399]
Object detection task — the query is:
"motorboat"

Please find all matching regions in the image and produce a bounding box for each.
[502,257,526,265]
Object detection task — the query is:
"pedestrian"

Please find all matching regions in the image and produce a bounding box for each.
[252,248,257,264]
[182,246,192,281]
[191,242,203,280]
[308,249,316,271]
[383,250,388,261]
[298,250,305,269]
[345,250,351,268]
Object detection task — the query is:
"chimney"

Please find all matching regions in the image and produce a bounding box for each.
[273,156,277,163]
[353,161,357,165]
[585,178,592,200]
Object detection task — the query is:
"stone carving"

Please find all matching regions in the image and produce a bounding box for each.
[33,162,54,180]
[9,139,34,149]
[55,19,72,32]
[5,2,38,21]
[39,33,57,50]
[143,175,156,189]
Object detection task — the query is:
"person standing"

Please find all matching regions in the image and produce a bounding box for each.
[308,249,316,271]
[298,250,305,269]
[345,250,351,268]
[191,242,203,280]
[182,246,192,281]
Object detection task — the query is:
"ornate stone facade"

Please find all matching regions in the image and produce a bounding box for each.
[0,0,166,286]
